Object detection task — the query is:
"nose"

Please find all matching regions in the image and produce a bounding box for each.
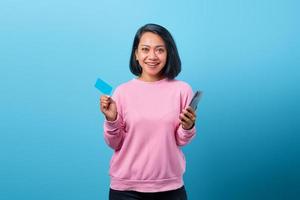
[148,49,158,60]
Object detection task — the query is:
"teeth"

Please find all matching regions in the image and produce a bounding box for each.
[146,63,158,66]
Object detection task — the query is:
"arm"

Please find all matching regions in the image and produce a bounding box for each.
[103,113,126,151]
[175,84,197,146]
[101,87,126,150]
[175,123,196,146]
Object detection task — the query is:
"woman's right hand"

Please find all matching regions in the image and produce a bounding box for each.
[100,95,118,121]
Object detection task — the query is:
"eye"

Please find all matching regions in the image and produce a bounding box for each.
[156,48,165,53]
[141,47,149,52]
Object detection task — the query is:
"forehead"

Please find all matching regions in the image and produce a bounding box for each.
[139,32,165,46]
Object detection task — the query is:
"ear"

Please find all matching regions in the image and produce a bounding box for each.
[135,49,139,61]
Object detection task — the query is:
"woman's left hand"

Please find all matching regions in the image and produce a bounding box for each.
[179,106,197,130]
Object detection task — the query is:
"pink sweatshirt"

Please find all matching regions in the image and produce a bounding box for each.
[103,78,196,192]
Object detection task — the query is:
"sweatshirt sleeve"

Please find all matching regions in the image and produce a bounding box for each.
[175,83,197,146]
[103,87,126,151]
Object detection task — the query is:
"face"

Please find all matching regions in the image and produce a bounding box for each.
[135,32,167,81]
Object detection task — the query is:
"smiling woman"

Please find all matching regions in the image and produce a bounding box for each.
[99,23,197,200]
[129,24,182,81]
[134,32,167,81]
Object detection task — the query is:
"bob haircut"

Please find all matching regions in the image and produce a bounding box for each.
[129,23,181,79]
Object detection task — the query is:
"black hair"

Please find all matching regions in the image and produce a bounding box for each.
[129,23,181,79]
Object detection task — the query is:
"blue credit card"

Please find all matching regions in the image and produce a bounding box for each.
[94,78,113,95]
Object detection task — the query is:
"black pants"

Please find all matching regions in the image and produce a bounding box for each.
[109,186,188,200]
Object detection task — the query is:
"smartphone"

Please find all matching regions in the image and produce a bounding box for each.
[189,91,202,110]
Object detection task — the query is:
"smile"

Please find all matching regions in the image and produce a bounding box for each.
[145,62,160,67]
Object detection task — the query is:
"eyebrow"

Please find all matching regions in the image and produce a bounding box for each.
[140,44,166,48]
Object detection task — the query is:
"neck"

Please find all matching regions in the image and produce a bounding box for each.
[138,74,165,82]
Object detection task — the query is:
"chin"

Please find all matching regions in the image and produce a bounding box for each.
[146,70,161,76]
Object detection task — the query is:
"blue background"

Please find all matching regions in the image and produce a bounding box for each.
[0,0,299,199]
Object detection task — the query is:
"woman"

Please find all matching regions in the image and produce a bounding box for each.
[100,23,197,200]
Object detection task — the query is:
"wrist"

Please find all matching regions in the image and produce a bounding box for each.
[183,123,195,130]
[106,114,117,122]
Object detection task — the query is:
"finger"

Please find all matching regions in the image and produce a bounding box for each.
[101,102,109,106]
[101,100,110,104]
[100,95,107,101]
[100,105,106,110]
[100,95,111,101]
[186,108,197,120]
[180,120,188,126]
[184,115,195,127]
[100,96,111,102]
[186,106,196,115]
[179,113,191,123]
[183,109,197,122]
[101,102,109,109]
[180,120,193,130]
[183,109,194,120]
